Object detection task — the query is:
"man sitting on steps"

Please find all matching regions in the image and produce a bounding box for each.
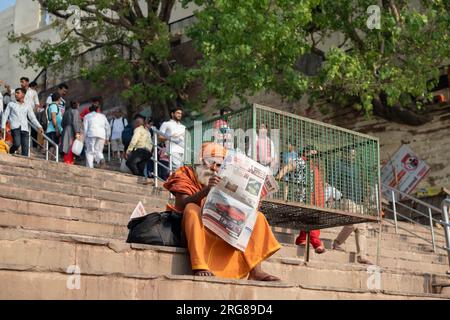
[163,142,281,281]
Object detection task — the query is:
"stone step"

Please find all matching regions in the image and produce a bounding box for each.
[0,269,447,300]
[378,219,447,241]
[0,184,167,214]
[0,174,168,210]
[3,154,445,240]
[0,154,146,186]
[0,204,445,258]
[1,154,446,246]
[0,206,445,273]
[1,183,445,252]
[274,226,448,253]
[0,228,448,298]
[0,163,165,198]
[278,244,449,272]
[1,202,448,269]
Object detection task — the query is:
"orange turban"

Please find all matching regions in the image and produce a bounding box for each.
[199,142,227,161]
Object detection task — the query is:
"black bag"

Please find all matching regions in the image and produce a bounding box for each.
[121,123,134,151]
[126,211,184,247]
[37,109,48,131]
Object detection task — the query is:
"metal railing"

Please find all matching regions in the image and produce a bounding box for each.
[150,126,187,188]
[441,198,450,272]
[28,120,59,162]
[382,184,450,269]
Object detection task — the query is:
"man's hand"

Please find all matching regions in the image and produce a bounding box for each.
[38,128,44,135]
[207,175,221,189]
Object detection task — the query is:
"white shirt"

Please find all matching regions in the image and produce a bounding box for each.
[109,117,128,140]
[25,88,39,110]
[1,101,42,132]
[0,91,3,117]
[159,119,185,154]
[83,111,111,140]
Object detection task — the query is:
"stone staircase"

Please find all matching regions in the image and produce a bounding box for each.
[0,153,449,299]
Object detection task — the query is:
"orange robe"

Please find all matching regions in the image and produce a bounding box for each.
[164,166,281,279]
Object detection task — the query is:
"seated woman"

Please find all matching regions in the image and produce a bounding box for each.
[163,142,281,280]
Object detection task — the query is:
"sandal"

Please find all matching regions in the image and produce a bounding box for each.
[248,272,281,281]
[193,270,215,277]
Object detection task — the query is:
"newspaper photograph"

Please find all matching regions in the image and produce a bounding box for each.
[202,151,277,251]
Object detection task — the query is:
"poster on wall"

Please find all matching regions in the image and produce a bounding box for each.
[381,144,430,201]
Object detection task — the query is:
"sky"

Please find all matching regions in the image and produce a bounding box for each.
[0,0,16,12]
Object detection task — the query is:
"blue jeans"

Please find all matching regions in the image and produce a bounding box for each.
[10,128,29,156]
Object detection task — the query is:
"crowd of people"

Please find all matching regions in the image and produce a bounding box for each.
[0,78,373,282]
[0,77,188,180]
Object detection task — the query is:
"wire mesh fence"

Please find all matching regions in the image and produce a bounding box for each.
[185,103,381,229]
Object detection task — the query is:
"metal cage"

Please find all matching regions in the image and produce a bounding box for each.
[185,103,381,230]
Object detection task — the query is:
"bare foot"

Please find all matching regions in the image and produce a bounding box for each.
[248,270,281,281]
[193,269,215,277]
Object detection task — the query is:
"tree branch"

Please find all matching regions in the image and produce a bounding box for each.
[159,0,176,24]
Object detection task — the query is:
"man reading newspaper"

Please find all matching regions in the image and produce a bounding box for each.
[202,149,279,252]
[163,142,281,280]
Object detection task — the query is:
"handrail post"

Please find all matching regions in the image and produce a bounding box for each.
[153,131,158,188]
[428,207,436,253]
[441,198,450,272]
[168,142,173,175]
[55,144,59,163]
[391,190,398,234]
[45,139,48,161]
[28,128,31,157]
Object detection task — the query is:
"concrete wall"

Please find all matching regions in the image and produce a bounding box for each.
[0,0,199,89]
[0,7,15,85]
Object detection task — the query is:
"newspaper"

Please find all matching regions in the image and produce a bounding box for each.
[129,201,147,221]
[202,151,279,252]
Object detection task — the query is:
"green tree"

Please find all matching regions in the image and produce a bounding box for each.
[187,0,450,124]
[9,0,194,121]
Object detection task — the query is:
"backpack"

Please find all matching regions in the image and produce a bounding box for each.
[126,211,184,247]
[121,123,134,151]
[44,103,60,129]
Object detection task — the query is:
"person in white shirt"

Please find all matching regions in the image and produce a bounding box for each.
[46,83,68,115]
[20,78,40,112]
[83,105,111,169]
[22,80,42,149]
[109,110,128,161]
[0,88,43,156]
[0,88,3,120]
[159,106,186,171]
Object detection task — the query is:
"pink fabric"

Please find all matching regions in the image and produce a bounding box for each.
[256,136,272,164]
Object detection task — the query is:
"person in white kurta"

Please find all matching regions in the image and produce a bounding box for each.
[83,106,111,168]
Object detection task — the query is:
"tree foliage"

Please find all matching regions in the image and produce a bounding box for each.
[10,0,450,124]
[187,0,450,123]
[9,0,194,120]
